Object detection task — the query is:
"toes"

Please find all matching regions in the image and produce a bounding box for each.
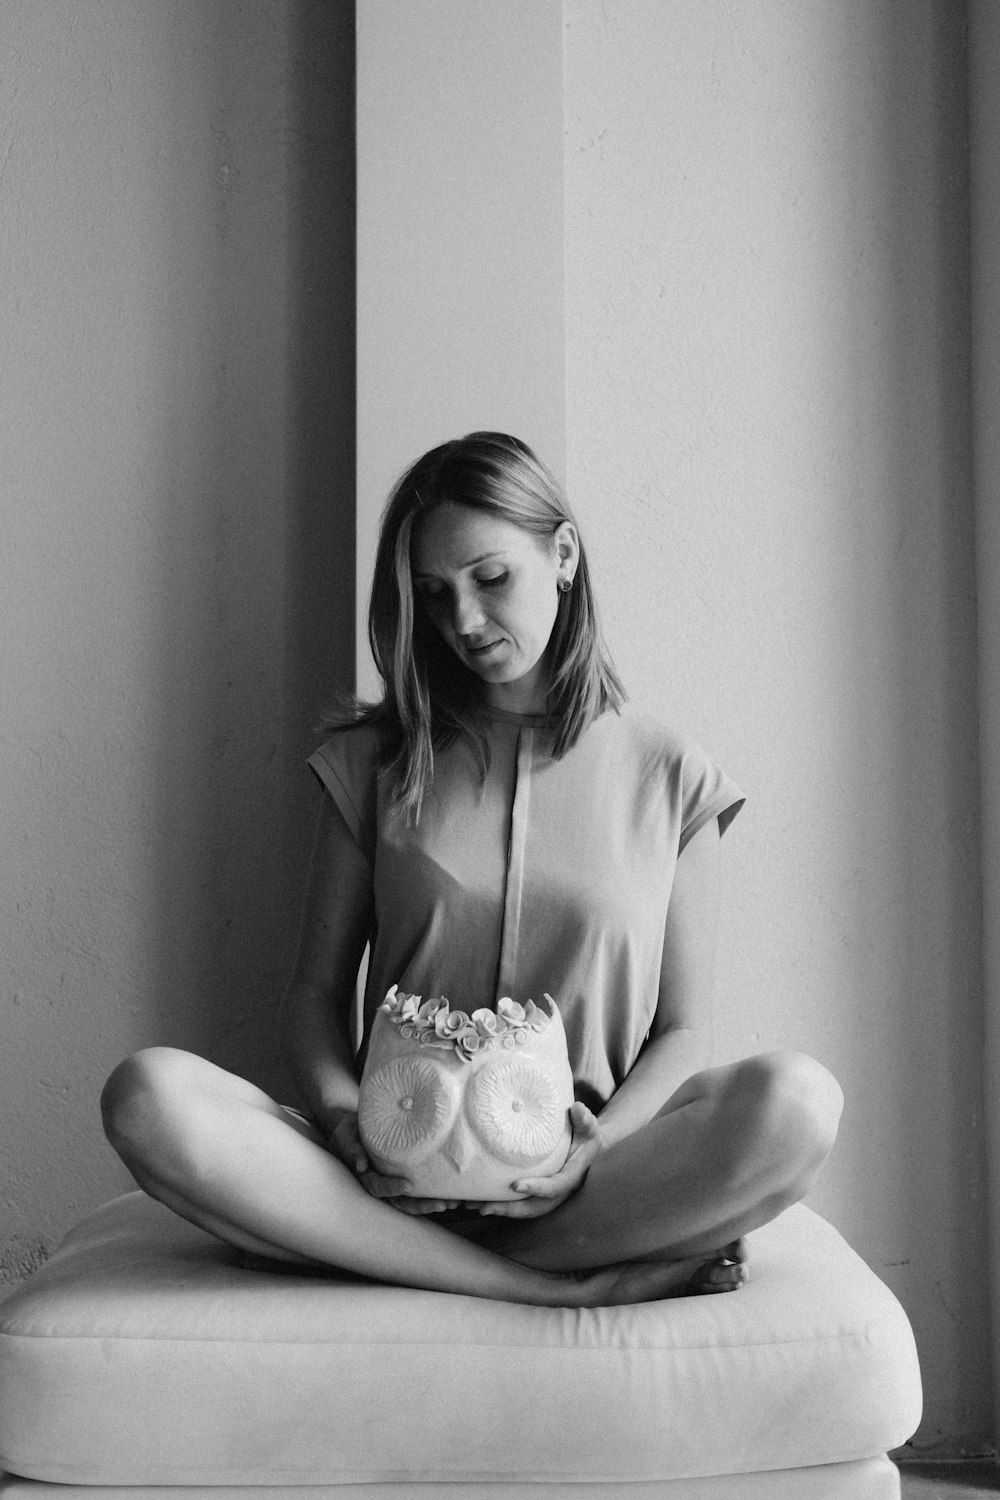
[685,1256,749,1295]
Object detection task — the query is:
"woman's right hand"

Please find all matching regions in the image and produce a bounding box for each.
[324,1109,436,1205]
[324,1108,370,1176]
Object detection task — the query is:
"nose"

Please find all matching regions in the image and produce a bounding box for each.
[451,587,486,637]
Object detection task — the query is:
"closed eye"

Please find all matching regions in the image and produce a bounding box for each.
[416,573,508,608]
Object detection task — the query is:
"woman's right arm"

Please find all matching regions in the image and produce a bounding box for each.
[279,795,375,1150]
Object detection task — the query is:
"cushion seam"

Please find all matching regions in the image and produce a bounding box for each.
[0,1325,901,1350]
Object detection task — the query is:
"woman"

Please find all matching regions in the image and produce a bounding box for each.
[102,432,842,1306]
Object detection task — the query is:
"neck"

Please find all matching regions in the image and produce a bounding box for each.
[483,665,550,716]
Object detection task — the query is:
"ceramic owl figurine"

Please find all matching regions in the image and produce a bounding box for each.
[357,986,574,1200]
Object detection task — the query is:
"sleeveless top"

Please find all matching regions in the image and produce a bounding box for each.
[309,706,743,1112]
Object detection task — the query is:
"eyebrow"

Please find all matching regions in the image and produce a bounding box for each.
[413,550,506,579]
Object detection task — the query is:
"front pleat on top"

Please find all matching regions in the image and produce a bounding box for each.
[496,727,534,1000]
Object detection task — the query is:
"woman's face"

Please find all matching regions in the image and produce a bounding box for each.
[411,503,578,713]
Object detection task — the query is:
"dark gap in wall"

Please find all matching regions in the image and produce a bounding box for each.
[284,0,357,758]
[150,2,356,1102]
[275,0,358,1101]
[229,0,358,1098]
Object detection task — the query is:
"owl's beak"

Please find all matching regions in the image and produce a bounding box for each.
[442,1132,476,1173]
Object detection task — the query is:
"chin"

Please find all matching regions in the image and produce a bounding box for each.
[467,655,515,680]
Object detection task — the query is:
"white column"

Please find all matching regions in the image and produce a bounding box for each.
[355,0,565,694]
[970,0,1000,1441]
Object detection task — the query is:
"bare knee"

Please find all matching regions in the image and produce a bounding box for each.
[721,1050,843,1202]
[101,1047,208,1185]
[746,1049,842,1155]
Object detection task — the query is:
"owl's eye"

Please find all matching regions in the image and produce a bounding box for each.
[358,1057,458,1170]
[465,1061,565,1166]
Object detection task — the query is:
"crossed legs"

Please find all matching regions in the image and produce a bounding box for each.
[474,1051,842,1269]
[101,1047,842,1306]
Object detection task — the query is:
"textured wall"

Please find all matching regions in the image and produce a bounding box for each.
[0,0,355,1281]
[565,0,986,1452]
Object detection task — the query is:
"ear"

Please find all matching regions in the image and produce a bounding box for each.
[553,521,580,581]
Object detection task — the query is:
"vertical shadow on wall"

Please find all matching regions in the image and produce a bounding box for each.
[275,0,358,1097]
[151,2,355,1099]
[283,0,357,812]
[877,0,987,1447]
[228,0,358,1099]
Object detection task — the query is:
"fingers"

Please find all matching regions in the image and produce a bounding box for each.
[327,1116,370,1176]
[390,1197,461,1216]
[479,1176,578,1216]
[569,1100,601,1137]
[475,1198,527,1217]
[514,1147,594,1201]
[359,1170,411,1199]
[478,1196,555,1219]
[512,1174,567,1199]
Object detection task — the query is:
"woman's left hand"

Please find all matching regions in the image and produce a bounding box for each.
[475,1101,603,1219]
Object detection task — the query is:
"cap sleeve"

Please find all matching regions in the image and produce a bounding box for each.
[307,725,380,865]
[676,741,745,853]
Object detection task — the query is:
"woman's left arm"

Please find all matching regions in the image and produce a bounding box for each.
[595,815,721,1149]
[478,817,722,1218]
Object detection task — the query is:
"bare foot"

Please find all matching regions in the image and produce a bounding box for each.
[566,1245,748,1308]
[684,1238,749,1294]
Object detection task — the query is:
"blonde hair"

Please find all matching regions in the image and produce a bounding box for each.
[332,432,624,822]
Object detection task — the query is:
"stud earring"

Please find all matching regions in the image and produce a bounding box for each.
[558,577,573,594]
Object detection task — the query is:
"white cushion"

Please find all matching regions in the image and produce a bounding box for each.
[0,1455,906,1499]
[0,1194,921,1488]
